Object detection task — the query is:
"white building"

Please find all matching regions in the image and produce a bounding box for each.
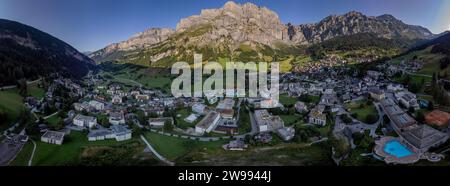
[308,108,327,126]
[88,125,132,142]
[184,114,199,123]
[254,110,284,132]
[112,95,122,104]
[192,103,207,115]
[41,131,65,145]
[111,125,132,141]
[109,112,125,125]
[148,117,174,128]
[395,91,419,109]
[195,111,220,135]
[89,100,105,111]
[88,129,114,141]
[387,84,404,92]
[73,114,97,128]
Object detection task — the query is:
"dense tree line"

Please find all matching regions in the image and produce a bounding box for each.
[431,73,450,106]
[0,109,8,124]
[306,33,410,59]
[0,19,95,86]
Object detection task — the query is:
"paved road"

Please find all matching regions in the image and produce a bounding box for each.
[28,139,36,166]
[43,111,60,120]
[140,135,174,166]
[0,78,42,90]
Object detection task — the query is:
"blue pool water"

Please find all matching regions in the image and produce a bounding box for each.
[384,140,413,158]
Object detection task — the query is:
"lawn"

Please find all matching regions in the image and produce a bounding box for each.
[280,94,298,106]
[345,100,379,124]
[143,132,226,161]
[175,108,201,129]
[45,114,62,126]
[0,89,25,130]
[12,131,137,166]
[27,83,45,99]
[176,141,334,166]
[280,114,301,126]
[238,107,251,134]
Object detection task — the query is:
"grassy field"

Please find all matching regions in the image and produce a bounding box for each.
[238,107,251,134]
[143,132,226,161]
[27,83,45,99]
[174,108,200,129]
[280,94,298,106]
[345,100,378,124]
[280,114,301,126]
[0,89,25,131]
[45,114,62,126]
[11,131,138,166]
[176,141,334,166]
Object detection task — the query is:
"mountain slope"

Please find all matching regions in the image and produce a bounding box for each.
[390,31,450,80]
[0,19,95,86]
[90,1,434,67]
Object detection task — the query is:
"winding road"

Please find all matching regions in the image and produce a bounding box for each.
[140,135,174,166]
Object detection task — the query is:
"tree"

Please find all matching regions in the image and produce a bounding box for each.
[427,101,434,111]
[163,120,174,132]
[341,114,353,124]
[0,109,8,124]
[383,115,390,125]
[132,125,143,136]
[365,114,378,124]
[416,110,425,123]
[17,78,28,96]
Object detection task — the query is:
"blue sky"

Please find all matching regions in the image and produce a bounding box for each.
[1,0,449,52]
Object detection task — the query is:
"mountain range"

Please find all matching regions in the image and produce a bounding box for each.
[0,19,94,86]
[90,1,435,66]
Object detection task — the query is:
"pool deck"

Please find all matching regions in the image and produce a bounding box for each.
[374,137,420,164]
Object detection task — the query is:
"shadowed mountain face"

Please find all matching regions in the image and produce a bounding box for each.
[0,19,95,86]
[90,1,434,66]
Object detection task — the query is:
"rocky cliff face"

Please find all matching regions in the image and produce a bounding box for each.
[91,1,434,65]
[90,28,174,61]
[288,11,433,44]
[175,1,287,47]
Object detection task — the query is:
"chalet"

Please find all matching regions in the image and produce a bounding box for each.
[308,108,326,126]
[135,94,150,102]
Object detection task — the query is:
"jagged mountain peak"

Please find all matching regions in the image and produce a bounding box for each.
[90,2,435,66]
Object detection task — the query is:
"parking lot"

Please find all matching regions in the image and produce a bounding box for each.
[0,135,28,166]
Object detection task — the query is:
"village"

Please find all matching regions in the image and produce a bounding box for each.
[1,55,450,166]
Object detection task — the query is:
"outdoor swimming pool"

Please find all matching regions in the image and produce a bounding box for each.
[384,140,413,158]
